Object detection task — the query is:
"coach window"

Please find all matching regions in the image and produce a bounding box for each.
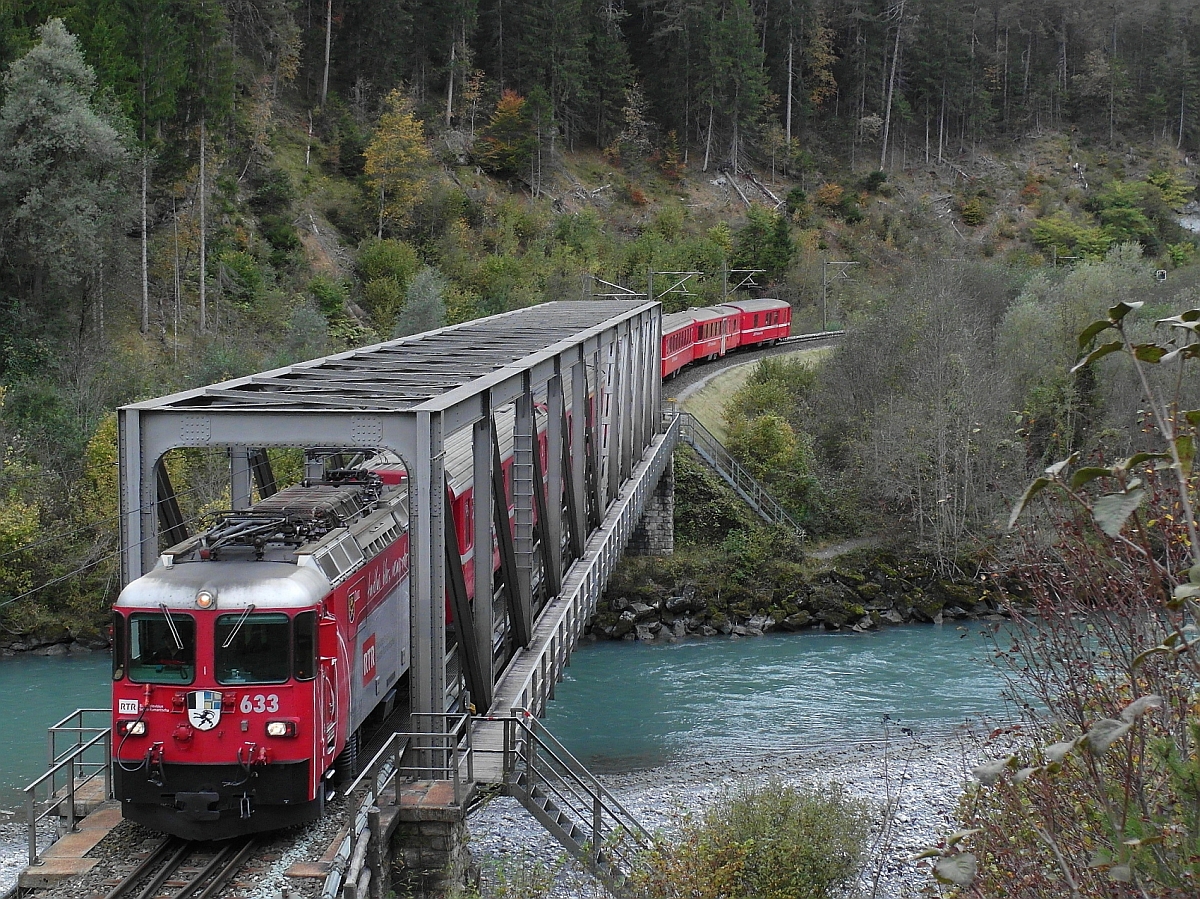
[293,611,316,681]
[128,612,196,684]
[215,612,290,684]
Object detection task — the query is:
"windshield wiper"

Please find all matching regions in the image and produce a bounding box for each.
[222,604,256,649]
[159,603,184,650]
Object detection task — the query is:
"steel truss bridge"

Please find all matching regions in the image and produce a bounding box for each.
[118,300,673,773]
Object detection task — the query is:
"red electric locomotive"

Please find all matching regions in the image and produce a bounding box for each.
[111,467,412,838]
[112,402,544,840]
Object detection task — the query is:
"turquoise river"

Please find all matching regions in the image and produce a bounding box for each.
[0,623,1013,810]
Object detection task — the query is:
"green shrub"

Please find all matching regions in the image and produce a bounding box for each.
[1146,169,1194,208]
[634,779,872,899]
[357,237,421,285]
[673,449,756,546]
[1167,240,1196,267]
[859,170,888,192]
[838,194,863,224]
[1029,211,1114,258]
[217,250,264,306]
[361,276,406,329]
[960,195,987,227]
[249,168,295,214]
[785,186,808,217]
[308,274,348,317]
[393,268,447,337]
[260,214,300,253]
[733,205,794,276]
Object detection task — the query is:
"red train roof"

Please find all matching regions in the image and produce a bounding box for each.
[716,297,790,313]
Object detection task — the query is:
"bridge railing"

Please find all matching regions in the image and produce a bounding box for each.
[672,410,805,539]
[391,712,475,805]
[330,731,411,899]
[24,709,111,866]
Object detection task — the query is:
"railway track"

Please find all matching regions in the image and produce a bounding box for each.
[102,837,256,899]
[664,328,843,400]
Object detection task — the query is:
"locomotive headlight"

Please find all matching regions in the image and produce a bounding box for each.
[266,720,297,738]
[118,720,146,736]
[195,589,216,609]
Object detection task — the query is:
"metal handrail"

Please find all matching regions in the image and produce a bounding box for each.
[391,711,474,805]
[510,710,652,846]
[328,734,413,899]
[23,727,111,865]
[346,732,409,802]
[502,709,652,885]
[47,708,110,771]
[673,411,805,539]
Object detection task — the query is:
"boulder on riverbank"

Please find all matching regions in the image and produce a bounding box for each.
[590,547,1009,642]
[0,626,109,657]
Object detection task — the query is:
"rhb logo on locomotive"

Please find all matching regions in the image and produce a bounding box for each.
[187,690,223,730]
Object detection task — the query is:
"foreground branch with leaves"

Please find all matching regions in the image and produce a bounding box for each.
[922,302,1200,897]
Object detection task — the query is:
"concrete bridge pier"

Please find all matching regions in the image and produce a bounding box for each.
[628,455,674,557]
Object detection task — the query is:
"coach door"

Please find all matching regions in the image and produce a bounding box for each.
[317,615,340,765]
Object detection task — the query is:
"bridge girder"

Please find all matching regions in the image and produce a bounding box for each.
[118,301,662,728]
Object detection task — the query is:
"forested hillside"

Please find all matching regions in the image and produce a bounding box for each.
[2,0,1200,639]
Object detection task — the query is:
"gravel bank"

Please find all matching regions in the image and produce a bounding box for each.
[468,727,1014,899]
[1,726,1012,899]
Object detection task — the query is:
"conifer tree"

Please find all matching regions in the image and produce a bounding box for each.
[0,18,130,350]
[476,89,536,177]
[176,0,233,333]
[582,0,636,148]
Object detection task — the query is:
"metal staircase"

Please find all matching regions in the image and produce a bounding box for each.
[501,711,653,897]
[673,411,806,539]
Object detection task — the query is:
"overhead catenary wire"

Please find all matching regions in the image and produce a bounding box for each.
[0,484,206,565]
[0,507,214,611]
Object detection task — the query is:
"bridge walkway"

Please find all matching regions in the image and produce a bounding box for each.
[471,414,679,781]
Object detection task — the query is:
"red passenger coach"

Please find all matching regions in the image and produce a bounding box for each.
[718,298,791,347]
[659,299,793,379]
[691,307,733,360]
[661,310,698,378]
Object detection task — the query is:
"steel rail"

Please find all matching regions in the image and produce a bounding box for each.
[101,838,177,899]
[191,839,257,899]
[102,838,255,899]
[132,840,192,899]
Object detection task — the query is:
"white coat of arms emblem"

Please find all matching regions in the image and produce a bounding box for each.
[187,690,222,730]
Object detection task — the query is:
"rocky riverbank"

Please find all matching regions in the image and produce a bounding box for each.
[468,725,1022,899]
[591,548,1012,642]
[0,631,109,658]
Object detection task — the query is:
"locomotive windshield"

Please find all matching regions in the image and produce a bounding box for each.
[127,612,196,683]
[215,612,290,684]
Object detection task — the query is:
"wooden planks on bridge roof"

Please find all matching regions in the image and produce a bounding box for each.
[130,300,653,413]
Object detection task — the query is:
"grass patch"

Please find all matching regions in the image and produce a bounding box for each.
[676,347,829,442]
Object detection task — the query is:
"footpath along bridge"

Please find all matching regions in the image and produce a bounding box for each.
[91,299,814,898]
